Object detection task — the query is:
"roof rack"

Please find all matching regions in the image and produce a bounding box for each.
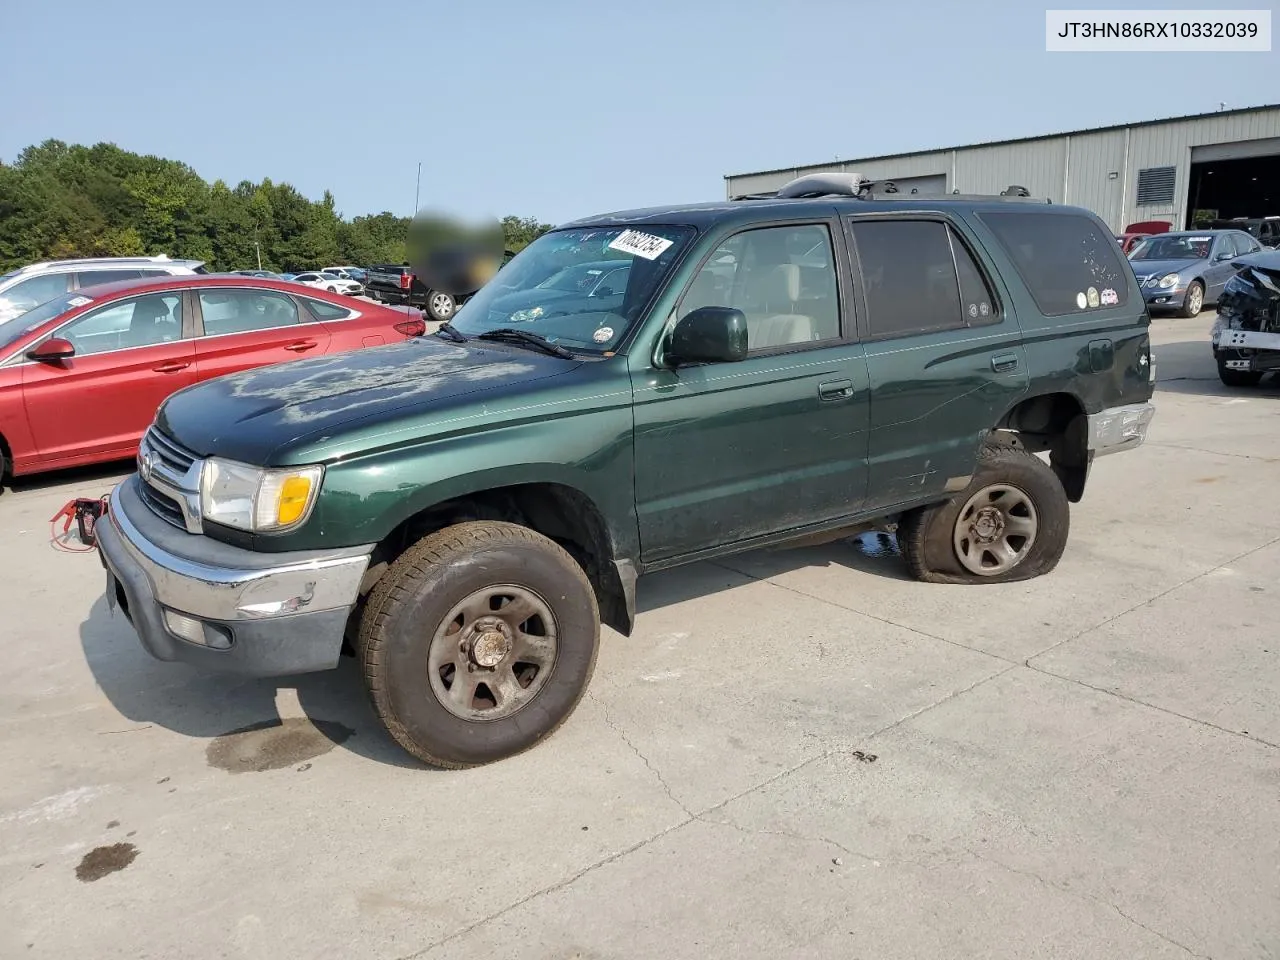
[731,173,1050,204]
[11,254,179,275]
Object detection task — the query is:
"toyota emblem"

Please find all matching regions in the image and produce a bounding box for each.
[139,449,153,481]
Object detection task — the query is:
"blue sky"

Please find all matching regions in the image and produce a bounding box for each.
[1,0,1274,225]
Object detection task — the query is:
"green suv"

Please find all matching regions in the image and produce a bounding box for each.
[97,174,1157,768]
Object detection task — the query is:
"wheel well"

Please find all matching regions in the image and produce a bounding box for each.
[995,392,1089,502]
[364,483,633,637]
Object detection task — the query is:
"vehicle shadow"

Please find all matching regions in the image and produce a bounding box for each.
[78,595,428,771]
[1153,339,1280,398]
[79,530,911,768]
[6,458,133,495]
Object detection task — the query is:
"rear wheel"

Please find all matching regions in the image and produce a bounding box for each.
[357,521,600,768]
[1178,281,1204,318]
[426,291,456,322]
[1217,353,1264,387]
[898,441,1070,585]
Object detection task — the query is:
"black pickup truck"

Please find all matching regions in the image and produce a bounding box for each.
[366,251,515,321]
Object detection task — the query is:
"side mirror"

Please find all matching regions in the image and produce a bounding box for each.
[1215,251,1234,261]
[666,306,748,366]
[27,337,75,363]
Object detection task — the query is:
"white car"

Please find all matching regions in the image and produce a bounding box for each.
[0,255,207,324]
[291,272,364,297]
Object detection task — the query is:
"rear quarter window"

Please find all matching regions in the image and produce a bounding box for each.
[979,211,1129,316]
[303,297,355,320]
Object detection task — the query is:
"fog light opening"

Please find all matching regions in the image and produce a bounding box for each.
[162,610,233,650]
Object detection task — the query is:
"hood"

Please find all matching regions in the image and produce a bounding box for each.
[155,336,580,464]
[1127,258,1200,277]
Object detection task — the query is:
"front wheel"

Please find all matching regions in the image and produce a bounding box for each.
[1178,281,1204,318]
[898,441,1070,585]
[426,291,456,322]
[357,521,600,768]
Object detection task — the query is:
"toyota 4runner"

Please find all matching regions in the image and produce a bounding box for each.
[96,174,1156,768]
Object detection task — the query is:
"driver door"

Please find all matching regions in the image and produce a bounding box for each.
[22,291,196,465]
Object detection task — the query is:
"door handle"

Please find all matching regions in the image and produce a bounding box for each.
[818,379,855,401]
[991,353,1019,373]
[284,340,318,352]
[152,361,190,373]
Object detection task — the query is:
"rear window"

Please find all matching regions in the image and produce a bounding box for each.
[304,297,354,320]
[980,211,1129,316]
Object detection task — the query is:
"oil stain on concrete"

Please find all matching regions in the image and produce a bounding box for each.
[76,843,138,882]
[206,717,354,774]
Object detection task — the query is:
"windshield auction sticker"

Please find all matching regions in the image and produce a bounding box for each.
[1046,9,1271,51]
[608,230,674,260]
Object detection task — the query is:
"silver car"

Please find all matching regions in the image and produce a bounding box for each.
[1127,230,1263,317]
[0,256,208,324]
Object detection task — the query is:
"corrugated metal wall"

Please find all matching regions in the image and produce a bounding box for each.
[725,107,1280,232]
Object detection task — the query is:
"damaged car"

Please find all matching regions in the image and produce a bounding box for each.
[1211,249,1280,387]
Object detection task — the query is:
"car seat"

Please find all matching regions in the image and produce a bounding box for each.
[127,297,178,347]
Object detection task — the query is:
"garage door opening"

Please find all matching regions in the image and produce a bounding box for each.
[1186,153,1280,227]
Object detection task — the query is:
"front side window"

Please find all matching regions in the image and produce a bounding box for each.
[982,211,1129,316]
[451,224,695,353]
[0,272,71,313]
[199,290,300,336]
[59,293,184,356]
[679,223,840,353]
[850,219,997,338]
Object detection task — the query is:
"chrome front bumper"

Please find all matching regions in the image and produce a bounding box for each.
[97,475,374,675]
[1086,402,1156,458]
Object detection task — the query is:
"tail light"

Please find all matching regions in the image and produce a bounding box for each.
[395,318,426,338]
[399,273,413,290]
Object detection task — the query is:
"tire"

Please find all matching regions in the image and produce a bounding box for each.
[898,441,1070,585]
[425,291,456,322]
[1217,354,1263,387]
[357,521,600,768]
[1178,281,1204,318]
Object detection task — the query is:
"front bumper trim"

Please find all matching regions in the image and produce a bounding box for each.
[97,476,374,676]
[1086,402,1156,458]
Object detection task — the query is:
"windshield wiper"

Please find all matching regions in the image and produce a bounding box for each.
[475,328,575,359]
[435,321,467,343]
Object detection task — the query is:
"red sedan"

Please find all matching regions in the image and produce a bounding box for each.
[0,275,425,480]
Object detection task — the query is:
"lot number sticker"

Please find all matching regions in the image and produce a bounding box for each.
[608,229,673,260]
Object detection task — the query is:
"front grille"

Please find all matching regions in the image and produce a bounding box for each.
[138,481,186,529]
[144,426,197,475]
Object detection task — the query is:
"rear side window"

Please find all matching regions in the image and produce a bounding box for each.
[980,211,1129,316]
[303,297,354,320]
[199,290,300,335]
[77,269,144,288]
[849,219,998,339]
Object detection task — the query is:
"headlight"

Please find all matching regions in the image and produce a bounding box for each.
[200,458,323,533]
[1158,274,1180,289]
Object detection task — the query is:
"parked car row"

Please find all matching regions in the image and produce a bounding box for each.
[1125,227,1268,318]
[0,275,424,481]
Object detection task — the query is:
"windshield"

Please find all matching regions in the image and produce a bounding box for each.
[1130,235,1212,261]
[450,225,695,353]
[0,292,82,354]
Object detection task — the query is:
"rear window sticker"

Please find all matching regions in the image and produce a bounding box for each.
[1087,287,1100,308]
[1075,292,1087,309]
[1100,288,1118,306]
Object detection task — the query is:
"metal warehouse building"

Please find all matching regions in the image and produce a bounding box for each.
[724,104,1280,233]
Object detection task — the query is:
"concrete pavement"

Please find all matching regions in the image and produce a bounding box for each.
[1,311,1277,959]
